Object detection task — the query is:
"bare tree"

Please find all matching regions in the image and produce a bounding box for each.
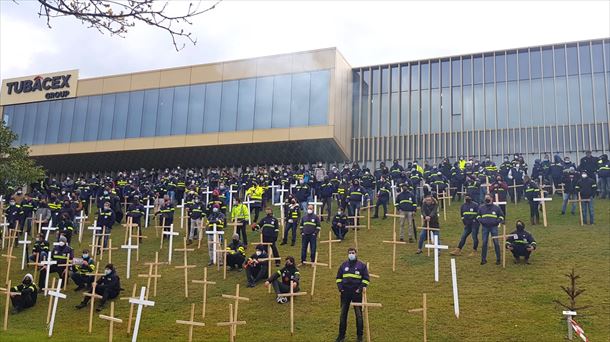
[31,0,221,51]
[553,268,591,313]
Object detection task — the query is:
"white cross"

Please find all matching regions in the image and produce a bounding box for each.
[0,217,8,250]
[162,224,179,264]
[41,250,58,295]
[121,235,138,279]
[202,187,213,204]
[129,286,155,342]
[450,258,460,319]
[177,198,186,230]
[144,199,154,228]
[228,184,238,211]
[424,234,448,282]
[269,182,280,205]
[207,223,225,264]
[88,220,103,250]
[42,219,57,241]
[277,186,288,204]
[75,210,88,243]
[390,180,398,203]
[18,232,31,270]
[308,195,323,216]
[243,199,255,225]
[48,278,67,337]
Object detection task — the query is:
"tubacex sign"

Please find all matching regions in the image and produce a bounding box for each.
[0,69,79,106]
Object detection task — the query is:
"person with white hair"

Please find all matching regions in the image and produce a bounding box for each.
[10,273,39,313]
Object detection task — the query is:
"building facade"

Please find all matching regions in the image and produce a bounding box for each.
[1,38,609,173]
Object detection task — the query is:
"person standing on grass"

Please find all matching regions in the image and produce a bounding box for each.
[477,194,504,265]
[335,247,369,342]
[416,195,440,254]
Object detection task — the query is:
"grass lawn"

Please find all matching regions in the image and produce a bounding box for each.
[2,197,609,341]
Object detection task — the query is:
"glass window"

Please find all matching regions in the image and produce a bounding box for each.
[591,41,605,73]
[531,79,543,125]
[58,98,74,143]
[220,80,238,132]
[400,65,410,91]
[391,66,400,92]
[391,92,399,135]
[580,74,594,123]
[431,88,440,132]
[496,83,507,128]
[579,42,592,74]
[451,59,461,86]
[441,59,450,87]
[530,48,542,79]
[518,50,530,80]
[381,67,389,93]
[171,86,189,135]
[141,89,159,137]
[272,75,291,128]
[474,85,484,130]
[381,93,389,136]
[605,40,610,71]
[203,82,222,132]
[45,101,62,144]
[593,73,608,122]
[84,95,102,142]
[507,51,518,81]
[431,61,440,89]
[99,94,115,140]
[126,90,144,138]
[495,53,506,82]
[362,93,370,136]
[420,63,429,90]
[372,67,380,94]
[237,78,256,130]
[2,105,12,127]
[371,94,379,136]
[554,46,566,77]
[12,105,26,145]
[566,44,579,76]
[410,90,419,133]
[33,102,49,145]
[484,54,494,83]
[507,81,519,128]
[400,92,409,134]
[485,84,496,129]
[555,77,568,124]
[441,88,451,132]
[463,85,473,130]
[156,88,174,136]
[452,86,461,115]
[72,97,88,142]
[462,57,472,85]
[352,72,361,136]
[411,64,419,90]
[567,75,581,123]
[473,55,483,85]
[187,84,205,134]
[420,90,429,133]
[112,92,129,139]
[290,73,310,127]
[309,70,329,126]
[542,47,554,78]
[254,77,273,130]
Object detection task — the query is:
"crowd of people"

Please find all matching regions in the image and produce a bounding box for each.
[1,151,608,342]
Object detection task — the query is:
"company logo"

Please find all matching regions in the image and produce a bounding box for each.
[6,74,72,100]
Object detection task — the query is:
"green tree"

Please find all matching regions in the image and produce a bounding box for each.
[0,121,45,197]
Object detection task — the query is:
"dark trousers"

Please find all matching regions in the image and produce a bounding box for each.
[271,280,299,295]
[321,198,332,221]
[301,234,317,263]
[457,221,480,250]
[81,284,119,306]
[374,200,388,217]
[237,220,248,244]
[71,272,94,288]
[332,224,348,240]
[338,290,363,339]
[251,206,261,222]
[11,292,36,310]
[528,200,539,223]
[262,236,280,265]
[511,246,532,260]
[246,265,267,284]
[226,253,245,268]
[282,220,298,244]
[38,265,66,290]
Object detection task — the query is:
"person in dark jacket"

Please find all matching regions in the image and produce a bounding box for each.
[38,235,73,290]
[372,178,391,219]
[10,273,38,313]
[506,220,537,264]
[395,184,417,242]
[575,172,597,224]
[477,194,504,265]
[97,201,115,248]
[578,150,598,178]
[225,233,246,270]
[598,154,610,199]
[264,256,300,304]
[76,264,121,311]
[57,212,75,245]
[300,204,321,264]
[254,207,280,266]
[245,244,269,288]
[71,249,96,291]
[523,176,540,225]
[561,169,578,215]
[331,208,349,240]
[281,199,300,246]
[450,196,480,256]
[335,248,370,342]
[29,233,49,262]
[416,196,440,254]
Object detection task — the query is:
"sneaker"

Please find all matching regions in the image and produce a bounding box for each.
[247,283,255,288]
[468,250,478,257]
[75,302,87,309]
[399,238,405,242]
[279,297,288,304]
[280,241,287,245]
[207,261,214,266]
[480,260,487,265]
[449,248,461,256]
[415,249,422,254]
[291,242,295,246]
[495,260,501,265]
[187,239,192,245]
[276,296,283,303]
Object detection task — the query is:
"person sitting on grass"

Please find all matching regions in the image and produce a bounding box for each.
[264,256,300,304]
[75,264,121,312]
[245,244,269,288]
[506,220,537,264]
[10,274,38,314]
[226,233,246,271]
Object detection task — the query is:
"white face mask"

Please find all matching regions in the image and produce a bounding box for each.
[256,251,262,256]
[105,269,111,275]
[82,254,89,259]
[307,209,313,214]
[337,211,342,215]
[582,174,588,178]
[59,241,66,247]
[213,208,219,213]
[348,254,356,261]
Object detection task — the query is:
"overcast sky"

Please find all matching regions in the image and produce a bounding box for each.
[1,0,609,81]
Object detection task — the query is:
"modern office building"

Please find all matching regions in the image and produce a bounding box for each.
[1,38,609,173]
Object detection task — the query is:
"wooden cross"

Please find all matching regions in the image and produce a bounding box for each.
[227,218,241,237]
[408,293,428,342]
[47,278,67,337]
[360,205,374,230]
[60,258,74,290]
[435,186,450,221]
[27,252,41,283]
[366,262,380,279]
[303,251,328,297]
[533,189,552,227]
[119,283,137,334]
[221,284,250,337]
[137,264,157,300]
[87,220,102,257]
[320,230,340,269]
[99,301,122,342]
[215,238,231,278]
[176,303,205,342]
[75,210,88,244]
[424,235,448,282]
[192,267,216,320]
[493,193,507,207]
[508,179,521,205]
[101,238,118,264]
[122,216,138,245]
[85,281,104,333]
[382,230,407,272]
[45,278,56,324]
[216,304,246,342]
[386,208,403,238]
[197,220,207,250]
[0,280,20,331]
[131,231,147,262]
[162,224,179,264]
[568,193,591,226]
[174,237,196,298]
[482,176,491,194]
[243,199,255,225]
[447,181,457,206]
[273,200,286,230]
[308,195,323,216]
[276,281,308,336]
[347,212,365,249]
[2,230,18,283]
[144,198,154,228]
[129,286,155,342]
[143,252,165,297]
[350,290,383,342]
[121,235,138,279]
[32,214,45,237]
[176,198,187,230]
[97,227,112,261]
[491,225,518,268]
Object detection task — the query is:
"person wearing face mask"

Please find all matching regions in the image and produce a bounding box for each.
[126,197,145,238]
[523,176,541,225]
[335,248,369,342]
[206,204,226,266]
[561,168,578,215]
[372,177,391,219]
[319,177,334,222]
[245,181,265,222]
[264,256,300,304]
[416,196,440,254]
[38,235,73,290]
[29,233,49,262]
[57,212,75,245]
[6,198,25,237]
[10,273,38,313]
[506,220,537,264]
[575,172,597,225]
[476,194,504,265]
[490,176,509,218]
[226,233,246,271]
[300,204,321,264]
[347,180,365,220]
[97,201,116,249]
[253,207,281,266]
[245,244,269,287]
[230,198,250,246]
[76,264,121,311]
[598,154,610,199]
[187,196,206,245]
[395,184,417,242]
[450,195,480,256]
[294,179,311,213]
[331,208,349,240]
[71,249,96,291]
[281,199,300,246]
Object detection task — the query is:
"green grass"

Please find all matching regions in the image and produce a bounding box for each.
[2,198,609,341]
